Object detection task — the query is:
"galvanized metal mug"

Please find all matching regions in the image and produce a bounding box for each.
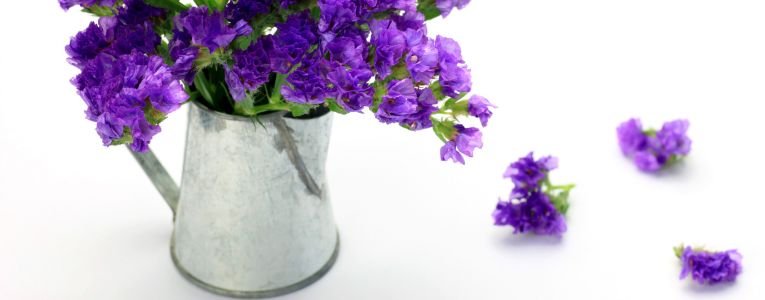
[130,101,339,298]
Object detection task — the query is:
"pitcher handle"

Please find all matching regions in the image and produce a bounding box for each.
[128,146,180,216]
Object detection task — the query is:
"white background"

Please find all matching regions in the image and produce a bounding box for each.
[1,1,764,299]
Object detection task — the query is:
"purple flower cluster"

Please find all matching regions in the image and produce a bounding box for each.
[72,52,187,152]
[493,153,571,236]
[678,246,743,285]
[617,118,692,172]
[64,1,187,152]
[227,0,490,161]
[62,1,490,160]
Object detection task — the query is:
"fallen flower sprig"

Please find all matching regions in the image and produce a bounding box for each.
[675,244,742,285]
[493,153,575,236]
[617,118,692,173]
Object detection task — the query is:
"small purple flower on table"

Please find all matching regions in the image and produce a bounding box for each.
[617,118,692,173]
[493,153,574,236]
[675,245,742,285]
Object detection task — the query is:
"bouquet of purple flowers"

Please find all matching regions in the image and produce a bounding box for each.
[61,0,493,163]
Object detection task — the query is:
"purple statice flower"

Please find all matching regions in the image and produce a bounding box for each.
[440,141,464,164]
[174,7,251,53]
[168,33,199,82]
[617,118,647,156]
[65,22,109,68]
[679,246,742,285]
[453,124,483,156]
[281,54,331,105]
[633,150,662,172]
[493,153,570,236]
[376,79,419,123]
[435,0,470,17]
[270,12,319,73]
[102,17,161,58]
[326,64,374,112]
[135,54,188,114]
[493,191,567,236]
[404,29,439,84]
[224,37,273,101]
[617,118,692,173]
[658,119,692,156]
[353,0,413,17]
[117,0,166,25]
[468,95,495,127]
[318,0,360,42]
[59,0,117,10]
[325,27,369,69]
[370,20,407,79]
[440,124,483,164]
[225,0,272,23]
[392,9,426,31]
[503,153,558,196]
[374,0,416,11]
[72,52,187,152]
[436,36,471,97]
[66,14,161,69]
[400,88,438,130]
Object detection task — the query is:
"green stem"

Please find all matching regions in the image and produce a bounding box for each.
[270,73,287,104]
[249,103,291,116]
[549,184,577,191]
[542,177,576,192]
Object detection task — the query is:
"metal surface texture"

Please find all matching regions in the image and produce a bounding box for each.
[131,102,338,298]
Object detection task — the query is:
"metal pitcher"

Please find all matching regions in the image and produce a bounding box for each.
[129,101,339,298]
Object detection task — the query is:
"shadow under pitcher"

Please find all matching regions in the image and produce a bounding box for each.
[130,101,339,298]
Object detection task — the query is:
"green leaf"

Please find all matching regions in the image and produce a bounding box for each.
[432,119,456,142]
[193,71,216,108]
[371,80,387,113]
[429,81,447,101]
[326,99,349,115]
[417,0,442,21]
[156,41,173,65]
[144,0,188,11]
[110,127,134,146]
[310,6,322,20]
[270,73,288,103]
[674,245,685,259]
[288,103,316,117]
[144,101,168,125]
[390,62,411,80]
[194,48,215,70]
[233,93,258,116]
[450,99,469,117]
[549,190,571,215]
[232,36,253,51]
[82,5,114,17]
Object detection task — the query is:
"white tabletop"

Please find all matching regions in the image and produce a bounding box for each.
[1,1,764,299]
